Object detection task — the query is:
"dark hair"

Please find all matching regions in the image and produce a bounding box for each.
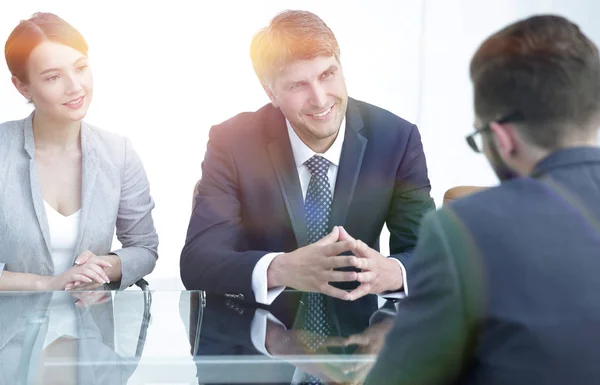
[5,12,88,83]
[470,15,600,149]
[250,10,340,85]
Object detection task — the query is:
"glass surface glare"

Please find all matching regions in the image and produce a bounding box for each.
[0,291,392,384]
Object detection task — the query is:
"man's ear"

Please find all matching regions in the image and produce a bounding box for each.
[12,75,31,101]
[489,121,518,158]
[262,83,278,108]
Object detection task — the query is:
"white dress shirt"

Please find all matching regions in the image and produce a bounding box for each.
[251,119,408,305]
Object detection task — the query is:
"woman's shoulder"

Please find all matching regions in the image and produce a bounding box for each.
[0,117,26,136]
[0,117,28,151]
[82,121,142,171]
[83,121,133,156]
[84,121,128,144]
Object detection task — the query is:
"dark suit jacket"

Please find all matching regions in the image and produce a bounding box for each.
[180,98,435,303]
[366,147,600,385]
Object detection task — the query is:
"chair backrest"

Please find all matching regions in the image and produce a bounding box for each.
[443,186,489,205]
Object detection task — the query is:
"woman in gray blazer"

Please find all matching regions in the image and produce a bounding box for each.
[0,13,158,291]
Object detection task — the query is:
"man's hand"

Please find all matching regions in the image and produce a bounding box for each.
[267,226,360,300]
[345,317,394,356]
[338,227,403,301]
[333,317,396,385]
[265,320,358,384]
[265,318,393,385]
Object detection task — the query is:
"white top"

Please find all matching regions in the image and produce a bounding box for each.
[44,200,81,275]
[43,201,81,349]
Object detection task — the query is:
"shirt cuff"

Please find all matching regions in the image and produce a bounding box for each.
[252,252,286,305]
[250,308,286,357]
[0,263,4,279]
[377,257,408,299]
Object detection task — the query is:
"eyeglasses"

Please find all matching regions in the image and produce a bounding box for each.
[466,112,525,153]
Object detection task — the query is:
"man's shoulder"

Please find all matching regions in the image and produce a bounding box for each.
[442,178,555,233]
[418,182,535,259]
[349,97,415,133]
[209,103,279,140]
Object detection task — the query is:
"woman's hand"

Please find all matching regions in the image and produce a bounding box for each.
[64,251,122,290]
[39,250,112,291]
[70,290,112,307]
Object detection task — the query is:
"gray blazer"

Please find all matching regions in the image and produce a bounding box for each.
[0,113,158,289]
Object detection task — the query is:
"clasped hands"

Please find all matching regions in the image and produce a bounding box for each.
[40,250,115,292]
[267,226,403,301]
[266,317,394,385]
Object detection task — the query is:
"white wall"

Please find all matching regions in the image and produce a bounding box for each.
[1,1,598,288]
[418,0,600,205]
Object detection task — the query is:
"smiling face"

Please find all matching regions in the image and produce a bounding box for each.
[265,55,348,152]
[12,41,93,123]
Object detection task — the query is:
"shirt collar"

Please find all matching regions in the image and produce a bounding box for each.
[286,117,346,168]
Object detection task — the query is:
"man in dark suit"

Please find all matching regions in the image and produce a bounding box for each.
[180,10,434,306]
[366,15,600,385]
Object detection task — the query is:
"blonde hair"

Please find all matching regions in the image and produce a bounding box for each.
[250,10,340,85]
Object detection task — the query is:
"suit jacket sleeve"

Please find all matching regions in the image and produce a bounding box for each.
[110,138,159,289]
[387,124,436,266]
[180,125,269,301]
[366,208,484,385]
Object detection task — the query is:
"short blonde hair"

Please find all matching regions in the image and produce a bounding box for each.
[250,10,340,85]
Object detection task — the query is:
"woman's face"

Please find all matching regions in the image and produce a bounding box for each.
[14,41,93,123]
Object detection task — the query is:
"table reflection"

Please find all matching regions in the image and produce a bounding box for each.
[189,291,396,385]
[0,291,397,384]
[0,291,149,385]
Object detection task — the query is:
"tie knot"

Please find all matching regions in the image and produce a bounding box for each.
[305,155,330,177]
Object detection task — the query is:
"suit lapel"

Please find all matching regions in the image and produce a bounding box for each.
[265,100,367,246]
[28,161,53,257]
[267,109,309,248]
[330,101,367,227]
[73,122,98,259]
[23,114,53,258]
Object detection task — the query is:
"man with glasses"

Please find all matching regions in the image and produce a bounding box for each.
[366,15,600,385]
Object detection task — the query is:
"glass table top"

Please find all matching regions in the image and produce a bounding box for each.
[0,290,397,384]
